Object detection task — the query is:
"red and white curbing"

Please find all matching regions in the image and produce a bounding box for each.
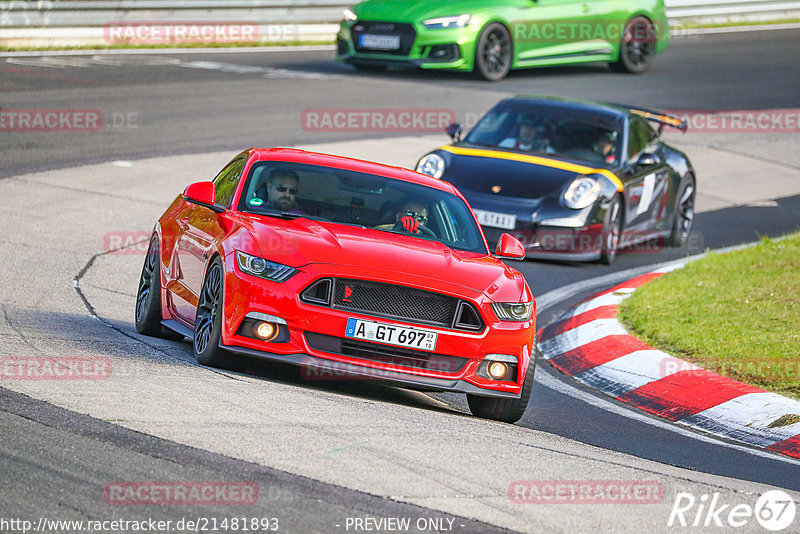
[538,264,800,460]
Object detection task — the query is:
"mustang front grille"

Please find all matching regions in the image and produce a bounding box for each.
[301,278,484,331]
[304,332,467,374]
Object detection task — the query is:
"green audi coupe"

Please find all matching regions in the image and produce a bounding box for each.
[336,0,669,81]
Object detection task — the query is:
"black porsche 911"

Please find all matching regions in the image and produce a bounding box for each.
[415,96,695,264]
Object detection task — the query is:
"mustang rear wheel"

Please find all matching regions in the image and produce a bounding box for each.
[467,358,535,423]
[193,257,231,368]
[611,16,656,74]
[135,236,182,339]
[600,195,623,265]
[474,23,512,81]
[667,175,696,247]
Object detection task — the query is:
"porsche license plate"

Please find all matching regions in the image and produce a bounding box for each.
[473,209,517,230]
[345,318,437,351]
[359,34,401,50]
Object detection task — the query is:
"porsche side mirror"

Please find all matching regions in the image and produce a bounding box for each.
[495,233,526,260]
[183,181,224,212]
[446,122,462,143]
[636,152,660,168]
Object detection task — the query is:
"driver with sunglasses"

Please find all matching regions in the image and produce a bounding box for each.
[265,168,305,213]
[374,200,430,235]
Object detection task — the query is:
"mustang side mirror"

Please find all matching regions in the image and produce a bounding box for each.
[495,233,526,260]
[635,152,661,168]
[446,122,462,143]
[183,181,223,212]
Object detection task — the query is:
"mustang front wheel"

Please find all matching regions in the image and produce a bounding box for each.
[467,359,535,423]
[474,23,512,81]
[193,258,231,368]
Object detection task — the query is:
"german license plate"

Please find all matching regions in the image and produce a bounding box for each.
[359,34,401,50]
[345,318,437,351]
[473,209,517,230]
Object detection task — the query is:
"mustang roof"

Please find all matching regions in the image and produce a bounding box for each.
[244,147,459,194]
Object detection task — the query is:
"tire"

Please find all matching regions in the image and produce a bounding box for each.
[599,195,623,265]
[473,23,512,81]
[666,175,696,247]
[610,16,656,74]
[467,358,535,423]
[135,236,182,340]
[193,257,232,368]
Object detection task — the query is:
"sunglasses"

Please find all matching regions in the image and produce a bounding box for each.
[404,210,428,225]
[272,184,298,195]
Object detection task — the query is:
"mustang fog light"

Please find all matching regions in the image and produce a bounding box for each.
[477,354,519,382]
[487,361,508,380]
[255,321,278,341]
[237,312,290,343]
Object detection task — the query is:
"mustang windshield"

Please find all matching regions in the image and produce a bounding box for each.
[238,162,488,254]
[465,103,624,166]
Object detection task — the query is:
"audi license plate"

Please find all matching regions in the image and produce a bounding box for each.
[359,34,401,50]
[473,209,517,230]
[345,318,437,351]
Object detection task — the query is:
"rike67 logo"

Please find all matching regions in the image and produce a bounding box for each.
[668,490,796,531]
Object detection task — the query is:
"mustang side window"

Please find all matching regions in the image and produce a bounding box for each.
[213,158,246,208]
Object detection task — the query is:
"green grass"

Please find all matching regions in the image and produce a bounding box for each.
[618,233,800,400]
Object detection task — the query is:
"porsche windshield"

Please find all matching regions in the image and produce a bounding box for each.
[237,162,487,254]
[465,103,624,166]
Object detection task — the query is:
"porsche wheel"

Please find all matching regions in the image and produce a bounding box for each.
[474,23,512,81]
[135,236,181,339]
[600,195,623,265]
[666,175,696,247]
[611,16,656,74]
[467,358,535,423]
[193,257,231,368]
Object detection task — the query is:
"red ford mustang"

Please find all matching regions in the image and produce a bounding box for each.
[135,148,536,422]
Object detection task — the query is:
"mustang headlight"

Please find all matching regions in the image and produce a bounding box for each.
[422,15,471,29]
[416,153,445,179]
[343,8,357,22]
[563,176,600,210]
[492,302,533,322]
[235,251,297,282]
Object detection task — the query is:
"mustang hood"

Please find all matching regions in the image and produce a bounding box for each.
[237,216,525,302]
[439,146,585,199]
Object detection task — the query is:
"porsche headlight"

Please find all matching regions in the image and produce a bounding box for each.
[235,251,297,282]
[416,153,445,179]
[343,8,357,22]
[563,176,600,210]
[492,302,533,322]
[423,15,471,29]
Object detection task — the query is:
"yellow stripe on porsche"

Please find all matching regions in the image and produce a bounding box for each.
[440,146,624,191]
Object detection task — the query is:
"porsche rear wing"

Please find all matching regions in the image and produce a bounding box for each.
[630,108,688,133]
